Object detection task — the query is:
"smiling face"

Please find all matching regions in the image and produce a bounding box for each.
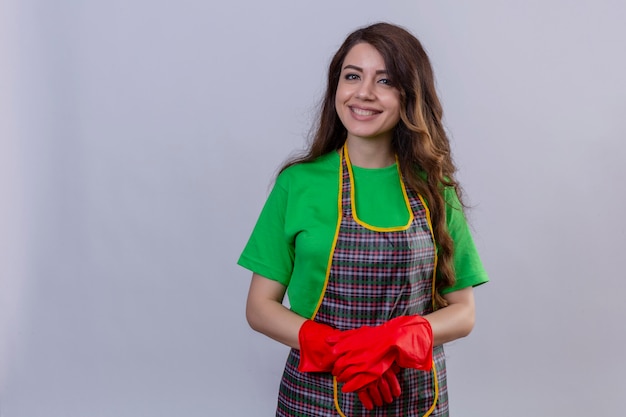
[335,42,401,146]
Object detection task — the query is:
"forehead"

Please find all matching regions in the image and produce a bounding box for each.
[342,42,386,69]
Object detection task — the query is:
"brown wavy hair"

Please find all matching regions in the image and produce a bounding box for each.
[281,22,463,309]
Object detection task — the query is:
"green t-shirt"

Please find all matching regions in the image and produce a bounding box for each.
[238,151,488,318]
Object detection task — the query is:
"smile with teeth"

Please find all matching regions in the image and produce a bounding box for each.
[350,106,380,116]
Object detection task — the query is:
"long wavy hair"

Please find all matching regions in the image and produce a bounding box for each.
[281,22,463,308]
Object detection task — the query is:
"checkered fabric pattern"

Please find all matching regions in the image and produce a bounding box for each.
[277,151,448,416]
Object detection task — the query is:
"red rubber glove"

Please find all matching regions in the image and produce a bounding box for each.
[297,320,343,373]
[328,315,433,393]
[357,363,402,410]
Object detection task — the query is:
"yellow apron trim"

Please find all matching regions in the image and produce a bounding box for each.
[343,146,414,232]
[310,152,345,320]
[419,192,440,415]
[422,360,439,417]
[333,377,348,417]
[417,193,439,313]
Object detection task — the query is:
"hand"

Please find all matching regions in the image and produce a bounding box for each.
[297,320,342,373]
[328,315,433,392]
[357,364,402,410]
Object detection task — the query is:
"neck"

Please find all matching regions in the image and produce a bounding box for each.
[344,136,395,168]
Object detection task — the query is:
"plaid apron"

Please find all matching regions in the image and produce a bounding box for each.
[277,147,448,416]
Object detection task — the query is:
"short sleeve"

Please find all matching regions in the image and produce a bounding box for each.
[441,187,489,293]
[237,177,295,286]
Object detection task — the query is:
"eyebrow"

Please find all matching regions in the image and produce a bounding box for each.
[342,64,388,75]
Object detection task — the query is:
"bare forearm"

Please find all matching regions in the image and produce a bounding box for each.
[247,299,305,349]
[424,287,476,346]
[246,274,306,349]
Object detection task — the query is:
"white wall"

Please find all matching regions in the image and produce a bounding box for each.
[1,1,625,416]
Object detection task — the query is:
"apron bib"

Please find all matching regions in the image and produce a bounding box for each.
[277,147,448,417]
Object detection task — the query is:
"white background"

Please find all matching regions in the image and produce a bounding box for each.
[1,1,625,416]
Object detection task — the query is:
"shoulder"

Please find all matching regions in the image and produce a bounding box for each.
[442,185,463,210]
[276,151,340,190]
[410,168,462,210]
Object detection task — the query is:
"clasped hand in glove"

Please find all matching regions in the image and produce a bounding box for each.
[327,315,434,393]
[298,320,403,409]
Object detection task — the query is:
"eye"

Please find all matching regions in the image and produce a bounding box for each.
[378,78,393,86]
[344,73,360,81]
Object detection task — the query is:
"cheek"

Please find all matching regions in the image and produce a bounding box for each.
[334,90,348,116]
[335,86,348,104]
[388,95,402,119]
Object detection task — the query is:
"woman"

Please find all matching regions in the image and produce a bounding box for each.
[238,22,488,416]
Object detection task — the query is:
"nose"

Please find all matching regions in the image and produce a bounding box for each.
[355,79,375,100]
